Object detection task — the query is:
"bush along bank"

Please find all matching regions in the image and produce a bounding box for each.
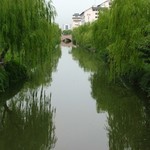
[72,0,150,97]
[0,61,28,92]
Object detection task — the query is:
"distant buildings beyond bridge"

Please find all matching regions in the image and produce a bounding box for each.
[72,0,112,29]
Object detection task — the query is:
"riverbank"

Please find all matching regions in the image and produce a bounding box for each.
[72,43,150,100]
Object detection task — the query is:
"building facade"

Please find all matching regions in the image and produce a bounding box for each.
[72,13,82,29]
[72,0,111,29]
[80,6,99,25]
[63,24,71,30]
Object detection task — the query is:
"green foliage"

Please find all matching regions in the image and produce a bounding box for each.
[138,24,150,64]
[107,0,150,94]
[62,30,72,35]
[0,0,55,54]
[108,0,150,77]
[72,23,94,50]
[0,0,61,90]
[51,23,61,49]
[0,67,9,92]
[4,61,28,83]
[93,9,110,54]
[72,0,150,96]
[0,0,61,67]
[0,60,27,92]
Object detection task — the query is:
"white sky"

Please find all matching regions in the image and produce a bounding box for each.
[52,0,105,27]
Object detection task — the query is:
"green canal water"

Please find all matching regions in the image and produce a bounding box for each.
[0,46,150,150]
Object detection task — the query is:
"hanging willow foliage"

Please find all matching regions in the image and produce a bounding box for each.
[72,0,150,95]
[108,0,150,78]
[0,0,57,66]
[92,8,111,54]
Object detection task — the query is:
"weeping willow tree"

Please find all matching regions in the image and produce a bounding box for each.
[0,0,57,64]
[72,0,150,95]
[108,0,150,78]
[0,0,61,91]
[72,23,94,50]
[92,8,111,63]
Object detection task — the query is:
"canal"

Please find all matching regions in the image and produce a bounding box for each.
[0,45,150,150]
[47,46,108,150]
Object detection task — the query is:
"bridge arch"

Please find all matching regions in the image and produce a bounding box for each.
[61,34,72,43]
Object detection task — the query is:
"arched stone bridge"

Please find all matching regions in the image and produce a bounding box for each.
[61,34,72,43]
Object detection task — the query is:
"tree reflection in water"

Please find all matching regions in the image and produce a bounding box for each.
[91,72,150,150]
[0,88,56,150]
[0,44,61,150]
[72,47,150,150]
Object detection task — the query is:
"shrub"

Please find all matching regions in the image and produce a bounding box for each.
[4,61,28,84]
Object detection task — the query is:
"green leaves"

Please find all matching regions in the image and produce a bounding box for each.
[0,0,61,91]
[72,23,94,50]
[72,0,150,95]
[108,0,149,76]
[0,0,57,61]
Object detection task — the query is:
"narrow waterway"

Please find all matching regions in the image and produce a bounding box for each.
[0,45,150,150]
[46,46,108,150]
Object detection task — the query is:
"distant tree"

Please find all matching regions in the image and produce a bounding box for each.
[62,30,72,35]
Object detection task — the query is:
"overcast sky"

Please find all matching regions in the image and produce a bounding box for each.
[52,0,105,27]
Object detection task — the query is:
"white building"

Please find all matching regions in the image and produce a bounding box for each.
[63,24,71,30]
[80,6,99,25]
[72,13,82,29]
[72,0,111,28]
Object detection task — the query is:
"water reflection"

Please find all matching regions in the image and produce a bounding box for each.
[0,46,61,150]
[71,47,103,72]
[61,41,73,47]
[71,48,150,150]
[27,47,61,89]
[91,72,150,150]
[0,82,25,105]
[0,89,56,150]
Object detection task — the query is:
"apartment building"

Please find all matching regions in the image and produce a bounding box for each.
[72,13,82,29]
[80,6,99,25]
[72,0,111,29]
[63,24,71,30]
